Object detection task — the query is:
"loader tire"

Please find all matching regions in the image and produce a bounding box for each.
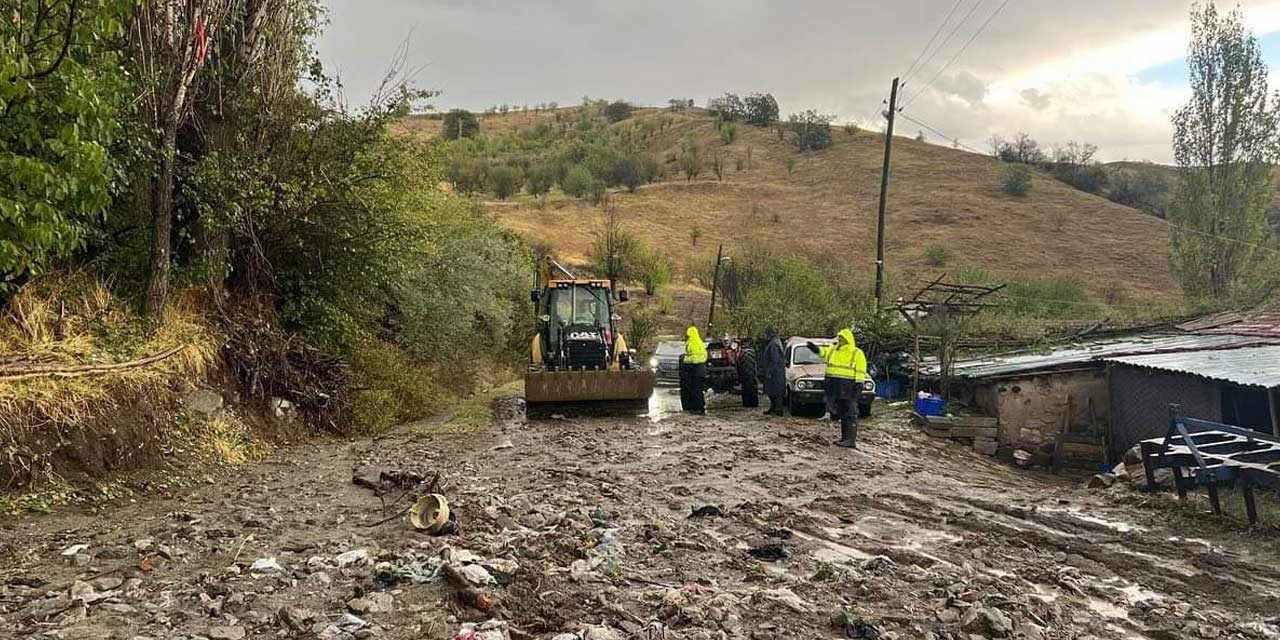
[739,351,759,408]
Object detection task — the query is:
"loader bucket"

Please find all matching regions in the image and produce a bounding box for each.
[524,369,656,417]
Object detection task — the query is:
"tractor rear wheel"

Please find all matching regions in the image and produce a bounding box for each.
[739,350,759,408]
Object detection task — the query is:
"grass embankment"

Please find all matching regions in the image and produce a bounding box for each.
[414,380,524,437]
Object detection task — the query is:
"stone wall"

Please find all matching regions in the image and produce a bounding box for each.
[970,369,1110,449]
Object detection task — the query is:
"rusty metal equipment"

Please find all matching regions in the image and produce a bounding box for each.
[1140,404,1280,524]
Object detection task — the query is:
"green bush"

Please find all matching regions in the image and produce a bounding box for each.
[603,101,634,123]
[561,164,596,198]
[788,110,833,151]
[924,243,955,267]
[627,309,659,357]
[636,249,672,294]
[1002,165,1033,197]
[347,389,397,435]
[488,165,521,199]
[720,123,738,145]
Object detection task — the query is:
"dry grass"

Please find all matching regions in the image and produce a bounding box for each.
[0,272,221,490]
[404,108,1182,308]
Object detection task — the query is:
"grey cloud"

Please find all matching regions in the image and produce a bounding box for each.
[929,71,990,104]
[1020,88,1051,110]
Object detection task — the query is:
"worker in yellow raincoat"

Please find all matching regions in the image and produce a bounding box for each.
[680,326,708,414]
[807,328,867,448]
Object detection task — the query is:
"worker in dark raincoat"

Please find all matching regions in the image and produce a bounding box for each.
[807,328,867,448]
[760,327,786,416]
[679,326,708,414]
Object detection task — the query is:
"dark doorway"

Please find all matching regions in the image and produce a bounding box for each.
[1221,385,1273,434]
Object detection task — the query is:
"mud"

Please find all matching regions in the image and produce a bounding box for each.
[2,391,1279,639]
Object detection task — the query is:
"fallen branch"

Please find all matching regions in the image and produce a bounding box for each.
[0,344,188,381]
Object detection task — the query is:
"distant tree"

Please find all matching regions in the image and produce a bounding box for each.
[707,93,746,121]
[744,93,780,127]
[526,164,557,203]
[608,155,645,192]
[689,225,703,246]
[1002,165,1033,197]
[489,165,521,200]
[712,149,726,181]
[1170,2,1280,300]
[787,110,833,151]
[916,130,926,142]
[604,101,634,123]
[720,122,738,144]
[680,137,703,181]
[844,123,860,136]
[442,109,480,139]
[447,156,488,195]
[746,145,754,170]
[668,98,691,110]
[994,132,1047,164]
[785,156,797,176]
[590,206,641,290]
[1050,142,1108,194]
[561,164,596,198]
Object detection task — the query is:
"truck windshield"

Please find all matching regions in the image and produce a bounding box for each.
[548,286,609,327]
[790,345,825,365]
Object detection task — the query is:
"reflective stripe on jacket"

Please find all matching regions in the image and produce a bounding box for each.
[684,326,708,364]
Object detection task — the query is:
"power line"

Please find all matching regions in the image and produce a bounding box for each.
[897,111,986,155]
[901,0,986,92]
[901,0,968,86]
[903,0,1015,108]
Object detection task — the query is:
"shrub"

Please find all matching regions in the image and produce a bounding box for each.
[788,110,833,151]
[680,137,703,181]
[627,309,659,356]
[525,163,557,200]
[488,165,521,200]
[844,123,859,136]
[1107,166,1170,217]
[1002,165,1032,197]
[707,93,746,121]
[442,109,479,139]
[636,248,672,294]
[561,164,595,198]
[720,122,738,144]
[924,243,955,267]
[603,101,634,123]
[689,225,703,246]
[785,156,797,176]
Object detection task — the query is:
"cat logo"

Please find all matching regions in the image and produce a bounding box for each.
[567,331,601,341]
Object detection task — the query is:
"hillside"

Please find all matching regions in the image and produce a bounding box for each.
[402,107,1182,305]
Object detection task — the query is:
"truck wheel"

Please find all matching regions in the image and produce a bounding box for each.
[739,351,759,408]
[858,400,872,418]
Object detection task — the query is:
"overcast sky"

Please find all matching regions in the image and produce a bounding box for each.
[316,0,1280,163]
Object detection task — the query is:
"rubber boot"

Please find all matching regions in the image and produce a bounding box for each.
[834,418,858,448]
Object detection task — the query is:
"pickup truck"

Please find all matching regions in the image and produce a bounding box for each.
[783,337,875,417]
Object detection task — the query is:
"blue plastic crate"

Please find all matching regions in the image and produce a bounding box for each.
[914,395,945,416]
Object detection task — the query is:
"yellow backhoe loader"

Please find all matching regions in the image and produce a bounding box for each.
[525,257,655,416]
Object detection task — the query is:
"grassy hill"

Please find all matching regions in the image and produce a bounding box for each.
[399,107,1182,307]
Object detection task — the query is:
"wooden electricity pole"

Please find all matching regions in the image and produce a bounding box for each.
[874,77,900,309]
[708,244,724,332]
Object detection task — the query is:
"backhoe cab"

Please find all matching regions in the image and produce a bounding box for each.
[525,258,655,415]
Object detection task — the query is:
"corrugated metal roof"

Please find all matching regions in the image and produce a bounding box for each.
[1105,345,1280,389]
[1180,299,1280,338]
[926,334,1278,379]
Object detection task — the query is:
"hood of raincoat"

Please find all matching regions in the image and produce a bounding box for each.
[837,328,857,351]
[686,326,705,347]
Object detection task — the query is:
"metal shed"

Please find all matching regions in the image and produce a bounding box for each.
[1104,345,1280,456]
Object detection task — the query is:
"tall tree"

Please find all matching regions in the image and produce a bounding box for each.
[1170,2,1279,301]
[133,0,233,317]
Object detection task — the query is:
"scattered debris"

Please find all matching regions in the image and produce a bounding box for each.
[747,541,788,561]
[689,505,723,518]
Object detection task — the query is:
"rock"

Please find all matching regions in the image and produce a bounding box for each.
[249,557,286,575]
[973,438,999,456]
[208,626,247,640]
[457,619,512,640]
[133,538,154,552]
[347,592,394,614]
[24,596,71,621]
[581,625,624,640]
[938,608,961,624]
[91,576,125,592]
[459,564,495,586]
[753,588,811,613]
[963,606,1013,638]
[336,549,372,567]
[99,603,139,614]
[60,544,89,557]
[689,505,723,518]
[747,541,788,561]
[1086,474,1117,489]
[271,397,296,419]
[184,388,225,415]
[278,605,318,632]
[71,552,92,567]
[68,580,99,604]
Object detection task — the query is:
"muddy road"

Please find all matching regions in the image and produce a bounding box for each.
[3,390,1280,640]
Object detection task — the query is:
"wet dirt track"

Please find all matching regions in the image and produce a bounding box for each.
[3,390,1280,640]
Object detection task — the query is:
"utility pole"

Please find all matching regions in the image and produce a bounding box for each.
[708,244,724,332]
[874,77,900,309]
